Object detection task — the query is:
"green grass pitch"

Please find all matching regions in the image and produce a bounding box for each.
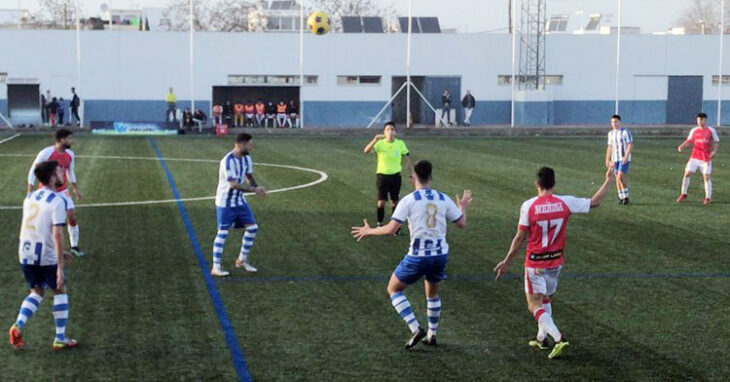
[0,133,728,381]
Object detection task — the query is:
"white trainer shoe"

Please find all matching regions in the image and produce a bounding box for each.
[210,267,230,277]
[235,259,258,272]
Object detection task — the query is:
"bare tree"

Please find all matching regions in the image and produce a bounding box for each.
[163,0,256,31]
[676,0,729,34]
[29,0,84,29]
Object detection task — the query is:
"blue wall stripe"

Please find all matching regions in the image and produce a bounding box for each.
[150,138,252,382]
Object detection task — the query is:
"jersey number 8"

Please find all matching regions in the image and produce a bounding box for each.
[425,203,438,228]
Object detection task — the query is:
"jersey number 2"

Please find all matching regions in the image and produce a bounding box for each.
[536,218,564,248]
[23,204,40,231]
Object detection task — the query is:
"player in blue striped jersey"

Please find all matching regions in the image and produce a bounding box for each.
[352,160,472,349]
[211,133,267,277]
[604,115,634,204]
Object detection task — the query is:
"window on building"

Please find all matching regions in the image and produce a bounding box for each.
[337,76,382,85]
[712,75,730,86]
[498,75,563,86]
[585,14,602,31]
[546,15,569,33]
[228,75,318,85]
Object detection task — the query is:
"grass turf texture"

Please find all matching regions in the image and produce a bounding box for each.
[0,134,728,381]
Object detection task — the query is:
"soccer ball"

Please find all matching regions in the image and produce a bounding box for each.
[307,11,331,35]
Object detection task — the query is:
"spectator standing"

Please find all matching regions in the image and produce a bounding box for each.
[48,97,59,127]
[212,103,223,126]
[288,100,299,128]
[57,98,66,126]
[441,90,452,126]
[41,91,48,124]
[166,87,177,122]
[255,100,266,127]
[71,87,81,127]
[265,101,276,128]
[234,101,244,127]
[461,90,476,127]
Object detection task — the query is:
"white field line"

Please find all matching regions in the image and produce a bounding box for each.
[0,133,21,145]
[0,153,328,210]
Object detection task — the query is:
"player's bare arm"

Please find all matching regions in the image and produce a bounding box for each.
[711,142,719,159]
[402,155,413,174]
[245,174,267,197]
[363,134,384,154]
[351,219,401,241]
[623,143,634,164]
[453,190,473,229]
[605,144,613,168]
[70,183,83,200]
[229,180,261,195]
[494,229,528,280]
[53,225,66,291]
[677,139,691,152]
[590,168,615,208]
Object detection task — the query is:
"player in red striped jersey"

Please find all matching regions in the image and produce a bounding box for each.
[493,166,613,359]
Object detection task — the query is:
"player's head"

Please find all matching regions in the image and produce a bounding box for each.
[411,160,433,186]
[383,121,396,140]
[235,132,253,152]
[610,114,621,129]
[535,167,555,191]
[35,160,63,188]
[55,128,73,149]
[696,112,708,126]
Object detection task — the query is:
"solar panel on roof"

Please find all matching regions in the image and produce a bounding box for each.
[398,17,421,33]
[342,16,362,33]
[418,17,440,33]
[362,17,383,33]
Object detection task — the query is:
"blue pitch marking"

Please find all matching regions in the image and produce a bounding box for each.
[150,138,252,382]
[221,272,730,284]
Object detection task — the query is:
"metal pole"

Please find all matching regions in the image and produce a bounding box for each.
[299,0,304,128]
[76,0,82,126]
[511,0,517,127]
[719,0,725,126]
[406,0,412,127]
[190,0,194,111]
[109,1,112,31]
[614,0,622,114]
[17,0,21,29]
[366,82,408,129]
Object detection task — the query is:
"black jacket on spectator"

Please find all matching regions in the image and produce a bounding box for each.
[193,110,207,122]
[72,94,81,109]
[461,94,476,108]
[442,94,452,108]
[182,110,193,127]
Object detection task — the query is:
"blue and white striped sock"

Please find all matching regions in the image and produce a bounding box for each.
[53,294,69,342]
[238,224,258,262]
[623,187,629,199]
[390,292,420,333]
[426,297,441,337]
[212,229,229,268]
[14,292,43,330]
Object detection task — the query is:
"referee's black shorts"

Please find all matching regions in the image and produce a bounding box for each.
[376,173,401,202]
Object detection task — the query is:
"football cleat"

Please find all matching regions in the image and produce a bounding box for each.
[422,334,437,347]
[676,194,687,203]
[9,325,24,350]
[548,338,569,359]
[235,259,258,272]
[53,338,79,351]
[528,338,549,350]
[623,198,630,205]
[70,247,85,257]
[405,327,426,350]
[704,198,711,205]
[210,267,230,277]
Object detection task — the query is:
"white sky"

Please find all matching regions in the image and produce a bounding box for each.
[1,0,696,33]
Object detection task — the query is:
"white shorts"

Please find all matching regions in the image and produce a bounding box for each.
[59,189,75,210]
[524,266,561,296]
[685,158,712,175]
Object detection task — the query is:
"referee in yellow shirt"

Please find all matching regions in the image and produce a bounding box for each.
[363,121,412,228]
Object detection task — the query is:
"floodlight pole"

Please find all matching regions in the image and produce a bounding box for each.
[299,0,304,128]
[75,0,83,127]
[510,0,517,128]
[614,0,622,115]
[189,0,195,112]
[406,0,412,128]
[718,0,725,126]
[109,1,112,30]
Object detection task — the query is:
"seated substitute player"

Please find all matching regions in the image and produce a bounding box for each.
[10,161,79,351]
[27,128,84,257]
[352,160,472,349]
[363,122,412,231]
[676,112,720,204]
[211,133,267,277]
[605,114,633,205]
[493,166,613,359]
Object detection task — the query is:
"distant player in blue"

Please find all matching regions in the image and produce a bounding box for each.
[9,161,78,351]
[211,133,267,277]
[604,114,634,205]
[352,160,472,349]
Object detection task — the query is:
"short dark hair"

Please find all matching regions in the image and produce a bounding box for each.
[611,114,621,121]
[55,128,72,141]
[383,121,395,129]
[34,161,59,186]
[235,133,252,144]
[697,112,708,119]
[536,167,555,190]
[413,160,433,183]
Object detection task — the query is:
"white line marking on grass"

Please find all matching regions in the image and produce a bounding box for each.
[0,133,20,145]
[0,153,328,210]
